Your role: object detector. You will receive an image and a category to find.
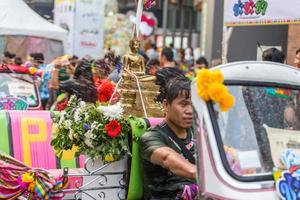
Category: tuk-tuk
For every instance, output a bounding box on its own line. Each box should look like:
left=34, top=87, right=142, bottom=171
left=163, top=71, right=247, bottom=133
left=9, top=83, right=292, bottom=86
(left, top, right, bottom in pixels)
left=0, top=64, right=42, bottom=110
left=192, top=61, right=300, bottom=200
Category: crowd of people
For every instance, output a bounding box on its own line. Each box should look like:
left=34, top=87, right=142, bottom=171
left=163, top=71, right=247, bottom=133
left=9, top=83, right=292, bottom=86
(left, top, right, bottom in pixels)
left=0, top=44, right=211, bottom=111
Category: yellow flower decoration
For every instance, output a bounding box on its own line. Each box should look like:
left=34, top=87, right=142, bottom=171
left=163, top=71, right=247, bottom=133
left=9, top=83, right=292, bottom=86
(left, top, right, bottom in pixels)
left=28, top=67, right=38, bottom=75
left=196, top=68, right=212, bottom=86
left=104, top=154, right=115, bottom=162
left=21, top=172, right=36, bottom=192
left=196, top=68, right=235, bottom=112
left=273, top=169, right=282, bottom=182
left=28, top=182, right=35, bottom=192
left=22, top=172, right=34, bottom=183
left=210, top=70, right=224, bottom=84
left=219, top=94, right=235, bottom=112
left=208, top=83, right=228, bottom=103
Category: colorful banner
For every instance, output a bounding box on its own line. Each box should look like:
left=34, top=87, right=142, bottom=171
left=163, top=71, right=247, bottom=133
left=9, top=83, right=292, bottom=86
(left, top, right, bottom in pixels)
left=54, top=0, right=105, bottom=58
left=73, top=0, right=105, bottom=58
left=224, top=0, right=300, bottom=26
left=54, top=0, right=76, bottom=55
left=0, top=110, right=83, bottom=169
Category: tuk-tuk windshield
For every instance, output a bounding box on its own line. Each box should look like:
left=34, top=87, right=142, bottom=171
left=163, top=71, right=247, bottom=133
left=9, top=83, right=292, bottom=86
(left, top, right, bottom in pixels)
left=0, top=73, right=38, bottom=107
left=213, top=85, right=300, bottom=179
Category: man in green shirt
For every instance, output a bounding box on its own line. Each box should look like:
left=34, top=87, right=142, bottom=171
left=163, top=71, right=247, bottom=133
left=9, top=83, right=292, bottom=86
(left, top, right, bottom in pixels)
left=140, top=77, right=197, bottom=200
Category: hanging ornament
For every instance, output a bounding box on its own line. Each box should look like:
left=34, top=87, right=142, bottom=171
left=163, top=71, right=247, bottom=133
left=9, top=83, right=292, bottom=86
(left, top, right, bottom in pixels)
left=143, top=0, right=156, bottom=10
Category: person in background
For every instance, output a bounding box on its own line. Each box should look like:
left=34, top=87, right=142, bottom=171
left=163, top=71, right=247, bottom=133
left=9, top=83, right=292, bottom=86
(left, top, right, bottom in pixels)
left=170, top=43, right=177, bottom=61
left=160, top=47, right=176, bottom=68
left=46, top=56, right=74, bottom=110
left=13, top=57, right=23, bottom=66
left=195, top=57, right=209, bottom=70
left=293, top=48, right=300, bottom=68
left=30, top=53, right=45, bottom=69
left=262, top=48, right=285, bottom=64
left=49, top=59, right=96, bottom=110
left=104, top=51, right=121, bottom=83
left=146, top=43, right=159, bottom=60
left=146, top=59, right=160, bottom=76
left=184, top=47, right=194, bottom=66
left=2, top=51, right=15, bottom=64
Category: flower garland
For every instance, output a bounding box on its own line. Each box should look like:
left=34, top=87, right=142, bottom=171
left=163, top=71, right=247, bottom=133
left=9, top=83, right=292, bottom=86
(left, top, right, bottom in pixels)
left=51, top=96, right=130, bottom=163
left=196, top=69, right=235, bottom=112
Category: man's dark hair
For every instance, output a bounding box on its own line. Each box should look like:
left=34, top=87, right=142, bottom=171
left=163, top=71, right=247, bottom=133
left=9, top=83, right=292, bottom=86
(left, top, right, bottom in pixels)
left=155, top=67, right=185, bottom=103
left=151, top=43, right=157, bottom=49
left=262, top=48, right=285, bottom=64
left=196, top=56, right=208, bottom=68
left=4, top=51, right=15, bottom=59
left=296, top=48, right=300, bottom=55
left=146, top=59, right=160, bottom=74
left=165, top=76, right=191, bottom=104
left=60, top=59, right=97, bottom=103
left=169, top=43, right=174, bottom=48
left=161, top=47, right=174, bottom=62
left=14, top=57, right=23, bottom=65
left=30, top=53, right=44, bottom=63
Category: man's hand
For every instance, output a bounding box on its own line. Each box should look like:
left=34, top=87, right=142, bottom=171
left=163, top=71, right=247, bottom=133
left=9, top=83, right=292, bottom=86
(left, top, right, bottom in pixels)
left=150, top=147, right=197, bottom=180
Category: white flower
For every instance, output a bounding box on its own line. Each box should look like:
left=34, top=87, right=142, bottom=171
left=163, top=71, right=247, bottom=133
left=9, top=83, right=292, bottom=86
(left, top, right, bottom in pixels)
left=68, top=129, right=74, bottom=141
left=91, top=121, right=98, bottom=130
left=74, top=109, right=82, bottom=123
left=64, top=120, right=72, bottom=129
left=59, top=111, right=66, bottom=125
left=79, top=101, right=86, bottom=108
left=97, top=103, right=124, bottom=120
left=84, top=131, right=94, bottom=148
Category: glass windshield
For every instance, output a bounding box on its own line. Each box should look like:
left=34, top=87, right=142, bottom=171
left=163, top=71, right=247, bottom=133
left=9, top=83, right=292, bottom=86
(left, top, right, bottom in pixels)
left=213, top=85, right=300, bottom=178
left=0, top=73, right=39, bottom=107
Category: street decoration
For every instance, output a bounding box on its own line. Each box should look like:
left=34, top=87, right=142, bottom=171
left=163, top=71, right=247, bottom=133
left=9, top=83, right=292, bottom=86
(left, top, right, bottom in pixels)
left=274, top=150, right=300, bottom=200
left=196, top=69, right=235, bottom=112
left=129, top=12, right=158, bottom=37
left=0, top=110, right=84, bottom=169
left=0, top=96, right=28, bottom=110
left=104, top=13, right=132, bottom=55
left=143, top=0, right=156, bottom=10
left=224, top=0, right=300, bottom=26
left=51, top=96, right=131, bottom=163
left=0, top=153, right=65, bottom=200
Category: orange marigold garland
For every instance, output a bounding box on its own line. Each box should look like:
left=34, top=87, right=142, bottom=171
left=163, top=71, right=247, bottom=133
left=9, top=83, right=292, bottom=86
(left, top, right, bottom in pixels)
left=196, top=69, right=235, bottom=112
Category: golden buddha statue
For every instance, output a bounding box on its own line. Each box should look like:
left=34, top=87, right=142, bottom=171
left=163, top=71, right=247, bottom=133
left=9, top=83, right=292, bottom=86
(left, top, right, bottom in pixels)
left=123, top=37, right=145, bottom=76
left=118, top=28, right=162, bottom=118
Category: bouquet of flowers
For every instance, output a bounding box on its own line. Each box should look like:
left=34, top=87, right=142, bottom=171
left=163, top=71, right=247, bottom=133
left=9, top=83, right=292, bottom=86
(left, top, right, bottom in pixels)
left=51, top=95, right=130, bottom=163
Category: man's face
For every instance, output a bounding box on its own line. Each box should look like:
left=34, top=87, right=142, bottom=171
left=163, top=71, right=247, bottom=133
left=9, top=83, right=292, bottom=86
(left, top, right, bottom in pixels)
left=164, top=92, right=193, bottom=129
left=148, top=65, right=159, bottom=75
left=294, top=53, right=300, bottom=67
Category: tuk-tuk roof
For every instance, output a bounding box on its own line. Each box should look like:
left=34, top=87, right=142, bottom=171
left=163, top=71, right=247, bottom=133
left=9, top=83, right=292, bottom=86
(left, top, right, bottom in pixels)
left=213, top=61, right=300, bottom=87
left=0, top=64, right=30, bottom=74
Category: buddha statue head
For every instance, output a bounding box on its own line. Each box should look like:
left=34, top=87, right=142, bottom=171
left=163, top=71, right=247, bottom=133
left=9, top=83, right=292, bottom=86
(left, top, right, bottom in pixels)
left=129, top=26, right=141, bottom=54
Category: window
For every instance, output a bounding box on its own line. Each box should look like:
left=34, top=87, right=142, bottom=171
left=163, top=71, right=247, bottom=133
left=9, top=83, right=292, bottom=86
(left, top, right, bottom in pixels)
left=211, top=85, right=300, bottom=180
left=0, top=73, right=39, bottom=107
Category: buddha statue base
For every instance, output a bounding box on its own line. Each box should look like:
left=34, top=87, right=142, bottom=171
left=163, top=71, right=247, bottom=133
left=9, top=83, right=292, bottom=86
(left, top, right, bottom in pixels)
left=119, top=75, right=163, bottom=118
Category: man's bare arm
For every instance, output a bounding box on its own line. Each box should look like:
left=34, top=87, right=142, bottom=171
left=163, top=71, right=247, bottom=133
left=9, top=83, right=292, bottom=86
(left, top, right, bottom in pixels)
left=150, top=147, right=197, bottom=180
